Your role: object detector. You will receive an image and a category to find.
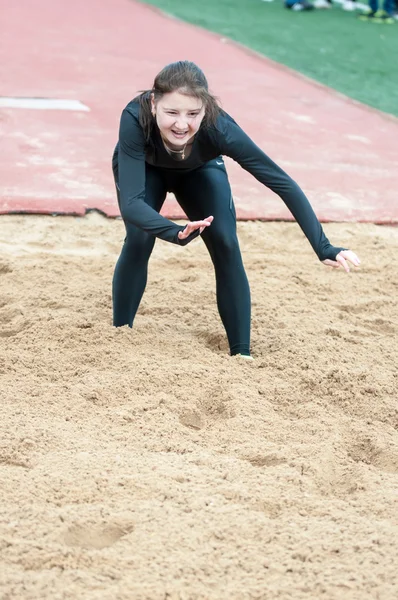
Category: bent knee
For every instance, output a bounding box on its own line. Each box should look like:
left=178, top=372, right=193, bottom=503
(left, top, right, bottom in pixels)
left=206, top=230, right=240, bottom=257
left=122, top=231, right=155, bottom=262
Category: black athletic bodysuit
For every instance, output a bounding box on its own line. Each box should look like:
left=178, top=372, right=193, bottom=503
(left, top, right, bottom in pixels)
left=112, top=98, right=345, bottom=356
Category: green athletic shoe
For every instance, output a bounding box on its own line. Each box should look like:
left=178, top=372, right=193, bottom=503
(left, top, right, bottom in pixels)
left=358, top=9, right=376, bottom=20
left=379, top=12, right=395, bottom=22
left=373, top=9, right=395, bottom=22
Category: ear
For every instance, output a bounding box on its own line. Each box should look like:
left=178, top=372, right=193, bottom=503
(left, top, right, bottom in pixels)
left=150, top=93, right=156, bottom=116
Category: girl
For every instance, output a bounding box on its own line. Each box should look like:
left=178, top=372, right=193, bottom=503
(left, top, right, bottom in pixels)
left=112, top=61, right=360, bottom=359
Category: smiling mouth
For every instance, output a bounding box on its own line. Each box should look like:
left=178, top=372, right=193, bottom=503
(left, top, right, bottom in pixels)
left=171, top=129, right=188, bottom=137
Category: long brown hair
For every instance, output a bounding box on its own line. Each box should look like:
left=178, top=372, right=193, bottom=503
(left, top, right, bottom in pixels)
left=137, top=61, right=220, bottom=141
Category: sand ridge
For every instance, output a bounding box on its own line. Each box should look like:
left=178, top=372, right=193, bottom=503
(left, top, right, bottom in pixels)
left=0, top=213, right=397, bottom=599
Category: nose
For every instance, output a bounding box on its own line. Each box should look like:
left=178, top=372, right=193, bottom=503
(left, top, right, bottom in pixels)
left=174, top=116, right=188, bottom=130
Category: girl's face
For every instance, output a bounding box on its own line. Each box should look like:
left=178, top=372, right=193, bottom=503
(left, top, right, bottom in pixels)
left=151, top=91, right=205, bottom=147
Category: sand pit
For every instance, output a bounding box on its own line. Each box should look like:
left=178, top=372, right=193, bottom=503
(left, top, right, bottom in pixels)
left=0, top=213, right=397, bottom=599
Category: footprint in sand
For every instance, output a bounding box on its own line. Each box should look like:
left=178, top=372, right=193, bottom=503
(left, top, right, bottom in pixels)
left=338, top=301, right=392, bottom=316
left=179, top=274, right=198, bottom=283
left=360, top=318, right=396, bottom=335
left=0, top=305, right=26, bottom=337
left=196, top=331, right=229, bottom=353
left=0, top=295, right=9, bottom=309
left=348, top=435, right=398, bottom=474
left=197, top=394, right=236, bottom=420
left=179, top=410, right=205, bottom=430
left=139, top=305, right=173, bottom=316
left=247, top=455, right=286, bottom=468
left=0, top=259, right=13, bottom=274
left=179, top=387, right=236, bottom=430
left=0, top=454, right=31, bottom=469
left=63, top=523, right=134, bottom=550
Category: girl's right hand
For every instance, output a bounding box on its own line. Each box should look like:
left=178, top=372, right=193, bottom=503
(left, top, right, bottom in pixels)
left=178, top=215, right=214, bottom=241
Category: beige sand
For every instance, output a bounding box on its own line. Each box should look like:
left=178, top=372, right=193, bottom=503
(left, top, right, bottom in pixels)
left=0, top=213, right=397, bottom=600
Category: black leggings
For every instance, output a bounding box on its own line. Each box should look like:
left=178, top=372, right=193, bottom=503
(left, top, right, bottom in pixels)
left=112, top=159, right=251, bottom=356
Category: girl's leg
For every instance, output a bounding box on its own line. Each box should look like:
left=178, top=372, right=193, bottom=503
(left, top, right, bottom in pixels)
left=112, top=165, right=167, bottom=327
left=174, top=159, right=251, bottom=356
left=383, top=0, right=393, bottom=14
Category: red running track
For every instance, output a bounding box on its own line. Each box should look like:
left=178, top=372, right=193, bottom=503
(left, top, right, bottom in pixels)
left=1, top=0, right=397, bottom=222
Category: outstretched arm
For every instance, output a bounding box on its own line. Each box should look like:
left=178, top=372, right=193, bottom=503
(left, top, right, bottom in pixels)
left=218, top=116, right=360, bottom=268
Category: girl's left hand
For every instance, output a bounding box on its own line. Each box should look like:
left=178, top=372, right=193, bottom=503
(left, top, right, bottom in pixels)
left=322, top=250, right=361, bottom=273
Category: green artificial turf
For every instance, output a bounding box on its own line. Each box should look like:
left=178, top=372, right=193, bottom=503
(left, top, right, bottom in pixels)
left=141, top=0, right=398, bottom=116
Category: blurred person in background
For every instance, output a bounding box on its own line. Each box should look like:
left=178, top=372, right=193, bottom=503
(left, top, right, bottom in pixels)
left=313, top=0, right=332, bottom=9
left=341, top=0, right=357, bottom=10
left=313, top=0, right=358, bottom=9
left=284, top=0, right=314, bottom=10
left=359, top=0, right=395, bottom=21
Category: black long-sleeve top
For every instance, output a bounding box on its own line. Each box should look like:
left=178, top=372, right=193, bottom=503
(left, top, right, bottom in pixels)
left=114, top=99, right=345, bottom=260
